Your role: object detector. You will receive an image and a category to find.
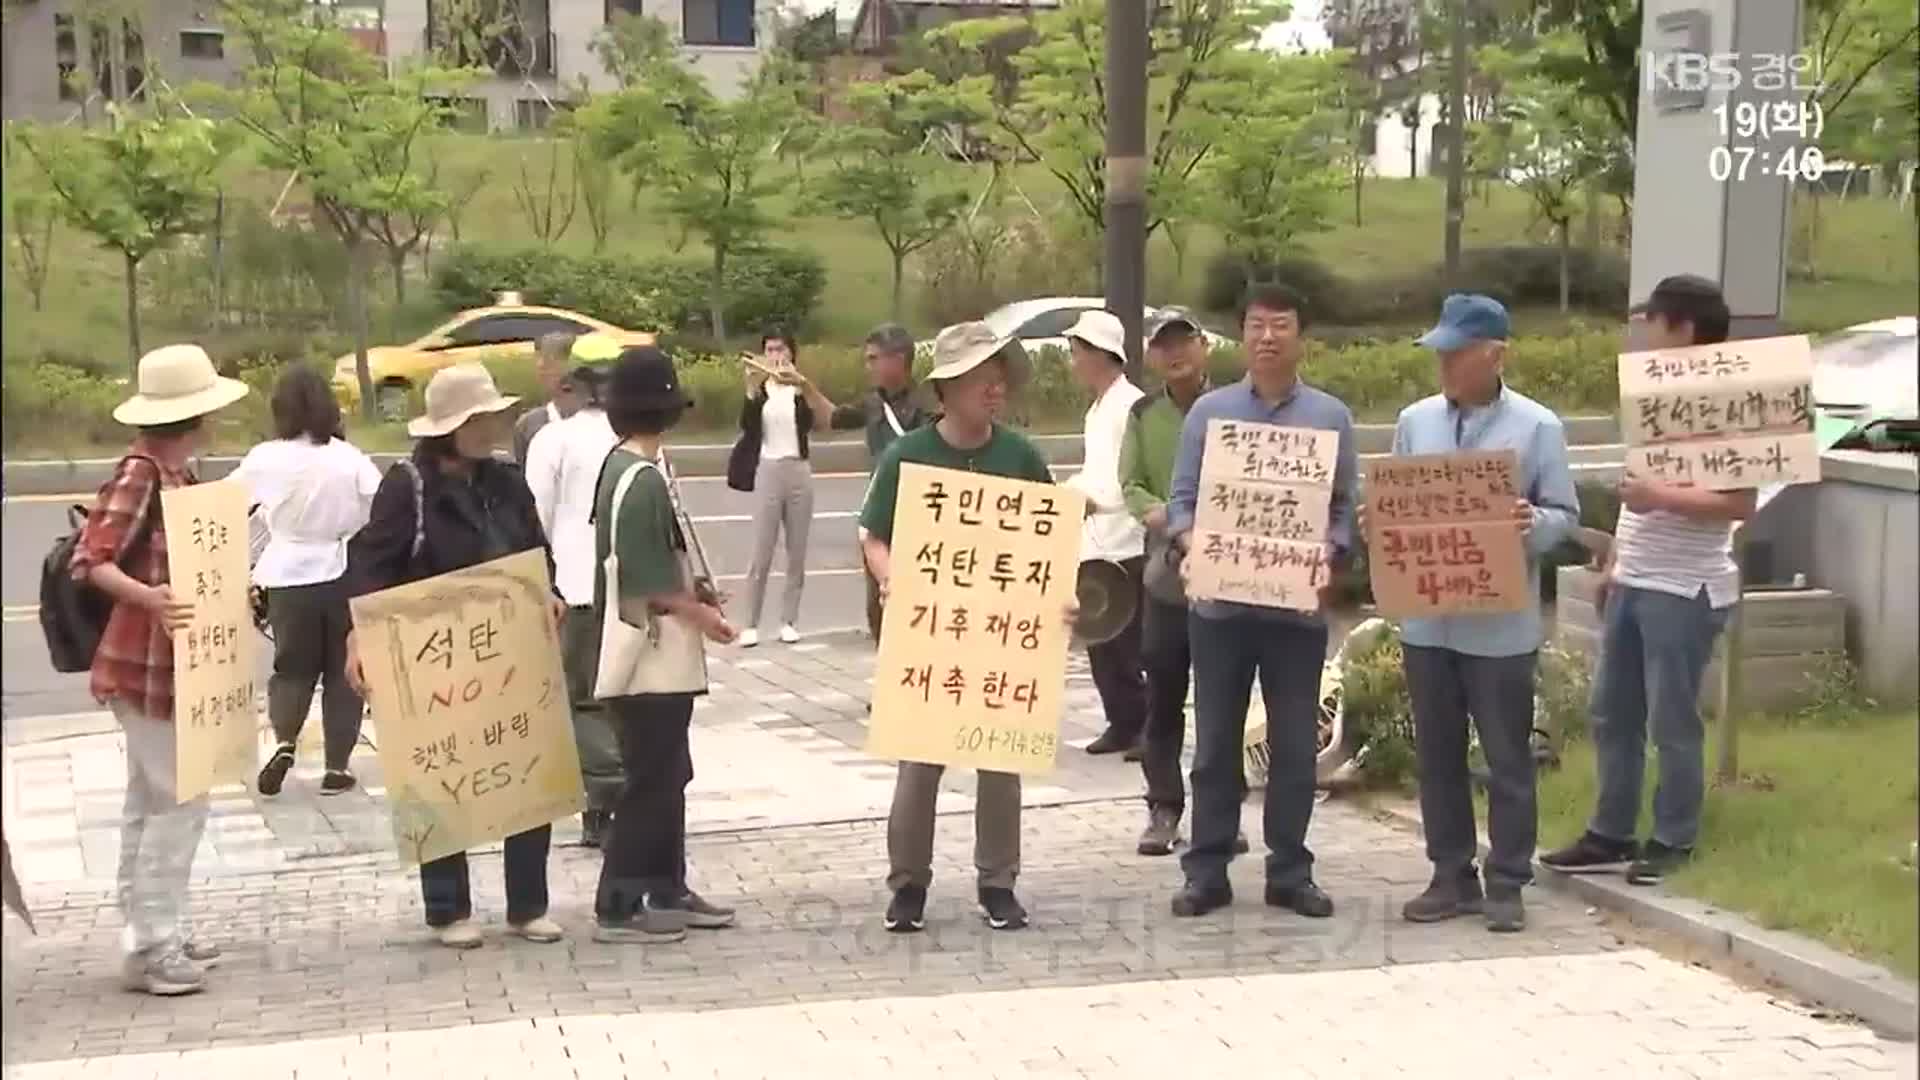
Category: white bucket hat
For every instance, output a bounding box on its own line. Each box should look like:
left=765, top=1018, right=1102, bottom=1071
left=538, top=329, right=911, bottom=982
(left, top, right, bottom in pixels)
left=1063, top=309, right=1127, bottom=360
left=407, top=363, right=520, bottom=438
left=111, top=344, right=251, bottom=426
left=927, top=321, right=1031, bottom=389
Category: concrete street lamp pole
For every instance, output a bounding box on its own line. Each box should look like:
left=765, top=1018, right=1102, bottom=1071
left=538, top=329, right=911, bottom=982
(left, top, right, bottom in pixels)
left=1104, top=0, right=1149, bottom=382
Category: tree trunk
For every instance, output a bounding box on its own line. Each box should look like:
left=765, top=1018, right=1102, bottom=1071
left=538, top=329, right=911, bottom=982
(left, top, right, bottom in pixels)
left=347, top=238, right=377, bottom=421
left=211, top=192, right=225, bottom=329
left=709, top=244, right=728, bottom=341
left=390, top=247, right=408, bottom=306
left=1582, top=183, right=1601, bottom=256
left=889, top=248, right=906, bottom=322
left=1557, top=218, right=1571, bottom=313
left=1353, top=158, right=1365, bottom=226
left=124, top=250, right=142, bottom=379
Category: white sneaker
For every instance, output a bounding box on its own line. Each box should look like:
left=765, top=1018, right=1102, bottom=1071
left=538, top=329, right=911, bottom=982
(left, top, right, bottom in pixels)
left=779, top=625, right=800, bottom=644
left=510, top=916, right=564, bottom=943
left=738, top=628, right=759, bottom=648
left=435, top=920, right=482, bottom=949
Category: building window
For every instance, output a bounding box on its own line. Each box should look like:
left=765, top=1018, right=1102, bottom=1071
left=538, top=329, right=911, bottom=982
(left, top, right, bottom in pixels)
left=180, top=28, right=225, bottom=60
left=683, top=0, right=752, bottom=47
left=123, top=20, right=146, bottom=101
left=428, top=95, right=490, bottom=133
left=55, top=15, right=80, bottom=100
left=606, top=0, right=642, bottom=19
left=516, top=98, right=553, bottom=130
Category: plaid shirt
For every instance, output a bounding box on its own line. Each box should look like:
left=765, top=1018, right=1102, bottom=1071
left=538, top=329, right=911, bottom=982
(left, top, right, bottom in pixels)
left=69, top=440, right=195, bottom=721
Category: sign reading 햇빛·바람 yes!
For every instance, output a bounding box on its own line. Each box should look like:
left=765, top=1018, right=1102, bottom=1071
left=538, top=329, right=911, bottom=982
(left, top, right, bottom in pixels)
left=867, top=463, right=1085, bottom=776
left=1617, top=334, right=1819, bottom=490
left=1188, top=420, right=1339, bottom=612
left=349, top=549, right=584, bottom=865
left=164, top=480, right=259, bottom=803
left=1364, top=450, right=1530, bottom=618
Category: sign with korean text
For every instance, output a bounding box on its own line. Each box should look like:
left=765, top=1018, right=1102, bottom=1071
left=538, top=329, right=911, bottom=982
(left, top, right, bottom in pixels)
left=1617, top=334, right=1819, bottom=490
left=868, top=464, right=1085, bottom=775
left=1363, top=451, right=1529, bottom=617
left=1189, top=420, right=1338, bottom=612
left=349, top=549, right=583, bottom=865
left=162, top=480, right=257, bottom=803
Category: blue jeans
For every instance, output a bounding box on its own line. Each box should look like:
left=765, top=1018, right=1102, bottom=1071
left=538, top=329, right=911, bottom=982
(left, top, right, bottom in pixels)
left=1587, top=585, right=1731, bottom=850
left=1180, top=613, right=1329, bottom=892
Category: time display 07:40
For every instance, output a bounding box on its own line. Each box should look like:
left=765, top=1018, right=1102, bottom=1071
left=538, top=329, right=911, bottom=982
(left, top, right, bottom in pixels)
left=1708, top=145, right=1826, bottom=183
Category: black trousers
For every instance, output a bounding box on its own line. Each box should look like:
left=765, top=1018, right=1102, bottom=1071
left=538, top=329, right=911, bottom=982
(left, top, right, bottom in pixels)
left=595, top=693, right=695, bottom=922
left=1086, top=556, right=1148, bottom=742
left=419, top=825, right=551, bottom=928
left=1140, top=595, right=1190, bottom=812
left=265, top=579, right=363, bottom=772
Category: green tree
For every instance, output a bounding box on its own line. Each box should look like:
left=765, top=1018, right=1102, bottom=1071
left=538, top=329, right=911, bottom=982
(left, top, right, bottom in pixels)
left=15, top=105, right=230, bottom=375
left=2, top=125, right=60, bottom=312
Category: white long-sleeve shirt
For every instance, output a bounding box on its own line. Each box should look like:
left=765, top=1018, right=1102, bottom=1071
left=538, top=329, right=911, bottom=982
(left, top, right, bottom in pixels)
left=524, top=407, right=619, bottom=606
left=230, top=437, right=383, bottom=588
left=1067, top=375, right=1147, bottom=562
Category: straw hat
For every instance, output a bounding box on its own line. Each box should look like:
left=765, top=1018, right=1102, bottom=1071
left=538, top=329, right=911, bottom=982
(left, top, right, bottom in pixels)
left=407, top=363, right=520, bottom=438
left=927, top=321, right=1030, bottom=390
left=111, top=344, right=250, bottom=426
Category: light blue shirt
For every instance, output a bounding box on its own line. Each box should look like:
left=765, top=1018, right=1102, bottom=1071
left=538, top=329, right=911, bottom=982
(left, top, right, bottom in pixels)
left=1391, top=385, right=1581, bottom=657
left=1169, top=376, right=1358, bottom=625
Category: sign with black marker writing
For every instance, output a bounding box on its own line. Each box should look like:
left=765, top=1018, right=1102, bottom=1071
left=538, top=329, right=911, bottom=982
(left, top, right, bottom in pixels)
left=1364, top=450, right=1529, bottom=617
left=164, top=480, right=258, bottom=802
left=1618, top=334, right=1819, bottom=490
left=349, top=549, right=583, bottom=865
left=1188, top=420, right=1338, bottom=612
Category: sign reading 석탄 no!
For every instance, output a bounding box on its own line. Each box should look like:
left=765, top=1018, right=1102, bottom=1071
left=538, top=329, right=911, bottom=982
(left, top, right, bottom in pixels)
left=1188, top=419, right=1339, bottom=612
left=349, top=549, right=584, bottom=865
left=1363, top=450, right=1530, bottom=618
left=867, top=463, right=1085, bottom=776
left=1617, top=334, right=1819, bottom=490
left=164, top=480, right=258, bottom=803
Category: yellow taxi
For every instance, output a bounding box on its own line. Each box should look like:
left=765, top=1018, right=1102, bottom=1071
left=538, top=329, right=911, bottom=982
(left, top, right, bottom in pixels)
left=332, top=293, right=657, bottom=417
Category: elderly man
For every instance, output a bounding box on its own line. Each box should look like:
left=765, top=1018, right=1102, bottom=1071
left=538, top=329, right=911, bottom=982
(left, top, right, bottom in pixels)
left=1387, top=294, right=1579, bottom=933
left=833, top=323, right=934, bottom=640
left=513, top=332, right=578, bottom=464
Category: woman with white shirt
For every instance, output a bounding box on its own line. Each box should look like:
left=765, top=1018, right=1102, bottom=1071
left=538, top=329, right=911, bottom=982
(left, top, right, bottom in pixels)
left=232, top=366, right=382, bottom=796
left=736, top=330, right=835, bottom=647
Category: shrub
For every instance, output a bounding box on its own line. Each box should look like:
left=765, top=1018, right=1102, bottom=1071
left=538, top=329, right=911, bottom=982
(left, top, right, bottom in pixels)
left=914, top=216, right=1099, bottom=328
left=1, top=359, right=132, bottom=452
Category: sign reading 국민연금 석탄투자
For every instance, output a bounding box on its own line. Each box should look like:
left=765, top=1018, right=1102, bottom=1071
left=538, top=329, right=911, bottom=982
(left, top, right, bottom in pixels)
left=1363, top=449, right=1531, bottom=619
left=866, top=463, right=1086, bottom=776
left=164, top=480, right=258, bottom=804
left=1617, top=334, right=1820, bottom=491
left=1187, top=419, right=1338, bottom=613
left=349, top=549, right=584, bottom=866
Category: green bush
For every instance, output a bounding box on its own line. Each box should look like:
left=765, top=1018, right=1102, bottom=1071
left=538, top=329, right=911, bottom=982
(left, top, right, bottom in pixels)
left=0, top=360, right=126, bottom=452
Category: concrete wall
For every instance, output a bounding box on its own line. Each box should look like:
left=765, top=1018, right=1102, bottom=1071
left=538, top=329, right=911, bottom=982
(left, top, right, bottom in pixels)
left=3, top=0, right=250, bottom=123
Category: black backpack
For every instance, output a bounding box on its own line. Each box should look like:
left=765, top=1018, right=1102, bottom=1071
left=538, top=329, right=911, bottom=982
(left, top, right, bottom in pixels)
left=40, top=457, right=162, bottom=674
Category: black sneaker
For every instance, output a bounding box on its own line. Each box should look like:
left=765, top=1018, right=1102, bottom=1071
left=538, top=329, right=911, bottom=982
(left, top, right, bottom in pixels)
left=1137, top=807, right=1182, bottom=856
left=1626, top=841, right=1692, bottom=886
left=1264, top=880, right=1335, bottom=918
left=1170, top=881, right=1233, bottom=918
left=1085, top=730, right=1140, bottom=756
left=319, top=770, right=356, bottom=796
left=978, top=887, right=1028, bottom=930
left=1484, top=885, right=1526, bottom=933
left=257, top=744, right=295, bottom=797
left=884, top=885, right=927, bottom=933
left=581, top=810, right=610, bottom=849
left=1539, top=831, right=1640, bottom=874
left=1401, top=869, right=1484, bottom=923
left=682, top=889, right=736, bottom=929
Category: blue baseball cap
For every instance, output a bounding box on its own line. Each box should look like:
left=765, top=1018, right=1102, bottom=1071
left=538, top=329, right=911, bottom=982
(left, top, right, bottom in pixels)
left=1417, top=294, right=1510, bottom=351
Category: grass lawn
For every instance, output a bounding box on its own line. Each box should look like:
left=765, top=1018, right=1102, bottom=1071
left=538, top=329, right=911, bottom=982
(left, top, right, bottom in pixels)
left=1534, top=707, right=1920, bottom=980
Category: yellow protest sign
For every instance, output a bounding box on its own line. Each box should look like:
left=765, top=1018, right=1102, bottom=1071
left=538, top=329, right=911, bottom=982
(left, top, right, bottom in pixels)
left=1364, top=450, right=1530, bottom=618
left=867, top=463, right=1085, bottom=776
left=1617, top=334, right=1819, bottom=490
left=163, top=480, right=257, bottom=803
left=349, top=549, right=584, bottom=865
left=1188, top=419, right=1339, bottom=612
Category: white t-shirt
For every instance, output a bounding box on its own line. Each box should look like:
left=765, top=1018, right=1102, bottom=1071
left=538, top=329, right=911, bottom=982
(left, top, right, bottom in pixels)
left=1067, top=375, right=1147, bottom=562
left=1611, top=506, right=1740, bottom=608
left=759, top=383, right=803, bottom=462
left=524, top=407, right=619, bottom=607
left=230, top=437, right=382, bottom=588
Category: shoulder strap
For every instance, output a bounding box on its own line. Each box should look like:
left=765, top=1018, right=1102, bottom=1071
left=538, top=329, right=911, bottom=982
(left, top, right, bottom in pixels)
left=397, top=458, right=425, bottom=562
left=115, top=455, right=165, bottom=566
left=879, top=396, right=906, bottom=437
left=603, top=459, right=655, bottom=551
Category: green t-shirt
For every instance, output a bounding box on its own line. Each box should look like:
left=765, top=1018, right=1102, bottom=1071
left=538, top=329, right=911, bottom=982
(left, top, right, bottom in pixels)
left=593, top=448, right=683, bottom=611
left=859, top=422, right=1054, bottom=544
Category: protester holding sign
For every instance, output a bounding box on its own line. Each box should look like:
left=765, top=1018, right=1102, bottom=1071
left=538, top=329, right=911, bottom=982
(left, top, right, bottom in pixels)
left=1164, top=284, right=1358, bottom=921
left=345, top=363, right=567, bottom=950
left=70, top=343, right=249, bottom=996
left=1383, top=294, right=1579, bottom=933
left=860, top=321, right=1055, bottom=934
left=1542, top=276, right=1754, bottom=888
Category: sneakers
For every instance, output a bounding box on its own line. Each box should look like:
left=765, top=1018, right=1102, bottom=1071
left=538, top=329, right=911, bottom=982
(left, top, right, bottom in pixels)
left=435, top=920, right=483, bottom=950
left=1084, top=730, right=1140, bottom=756
left=319, top=770, right=357, bottom=796
left=256, top=743, right=295, bottom=797
left=510, top=916, right=565, bottom=943
left=1484, top=885, right=1526, bottom=933
left=1627, top=841, right=1693, bottom=886
left=122, top=947, right=205, bottom=996
left=778, top=624, right=801, bottom=644
left=1137, top=807, right=1182, bottom=856
left=738, top=628, right=760, bottom=648
left=978, top=887, right=1029, bottom=930
left=1401, top=870, right=1485, bottom=923
left=1264, top=880, right=1335, bottom=918
left=1539, top=831, right=1641, bottom=874
left=182, top=940, right=221, bottom=966
left=594, top=894, right=691, bottom=944
left=682, top=890, right=736, bottom=929
left=1170, top=881, right=1233, bottom=918
left=884, top=885, right=927, bottom=933
left=581, top=810, right=611, bottom=849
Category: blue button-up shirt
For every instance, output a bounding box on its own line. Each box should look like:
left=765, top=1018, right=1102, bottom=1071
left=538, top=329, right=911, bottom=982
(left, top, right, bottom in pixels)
left=1391, top=385, right=1581, bottom=658
left=1169, top=376, right=1358, bottom=625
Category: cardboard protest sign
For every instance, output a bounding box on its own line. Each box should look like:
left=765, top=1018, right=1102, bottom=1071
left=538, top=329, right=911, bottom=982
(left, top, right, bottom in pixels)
left=1188, top=420, right=1339, bottom=612
left=867, top=463, right=1085, bottom=775
left=1617, top=334, right=1819, bottom=490
left=1364, top=451, right=1530, bottom=618
left=163, top=480, right=258, bottom=802
left=349, top=549, right=583, bottom=865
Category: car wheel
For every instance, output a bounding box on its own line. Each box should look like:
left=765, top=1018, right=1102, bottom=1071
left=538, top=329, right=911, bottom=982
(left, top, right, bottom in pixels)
left=376, top=383, right=411, bottom=422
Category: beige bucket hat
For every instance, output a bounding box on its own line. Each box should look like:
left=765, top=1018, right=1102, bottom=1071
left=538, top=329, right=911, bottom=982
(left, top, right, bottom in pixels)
left=111, top=344, right=250, bottom=426
left=1063, top=309, right=1127, bottom=359
left=407, top=362, right=520, bottom=438
left=927, top=321, right=1030, bottom=390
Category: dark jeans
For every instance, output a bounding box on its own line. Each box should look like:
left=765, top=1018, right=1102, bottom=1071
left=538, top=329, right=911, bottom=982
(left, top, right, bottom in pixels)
left=562, top=606, right=624, bottom=812
left=1086, top=557, right=1148, bottom=742
left=595, top=693, right=695, bottom=922
left=1140, top=595, right=1190, bottom=812
left=265, top=579, right=363, bottom=772
left=1404, top=645, right=1539, bottom=889
left=419, top=825, right=551, bottom=928
left=1181, top=613, right=1329, bottom=892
